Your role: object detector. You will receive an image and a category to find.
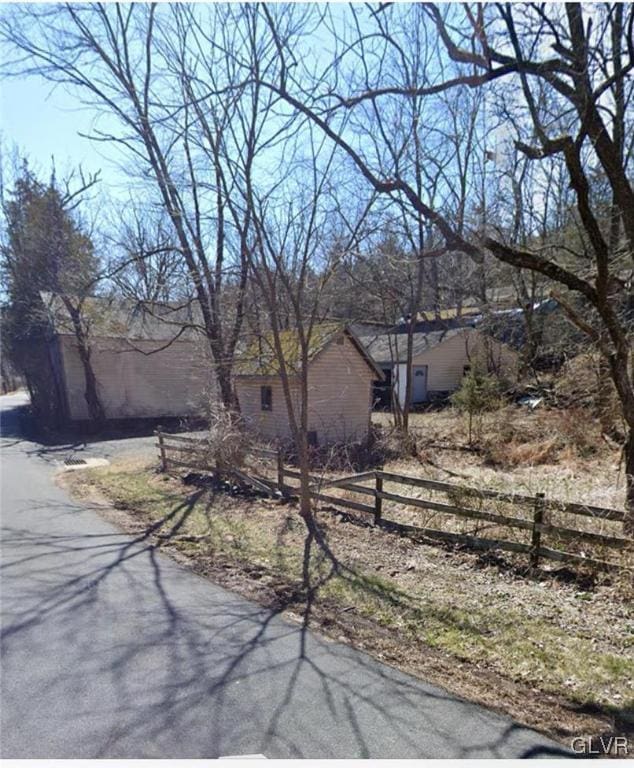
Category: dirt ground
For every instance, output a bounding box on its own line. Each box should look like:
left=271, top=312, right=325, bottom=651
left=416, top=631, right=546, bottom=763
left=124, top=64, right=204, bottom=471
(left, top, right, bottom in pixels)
left=61, top=441, right=634, bottom=751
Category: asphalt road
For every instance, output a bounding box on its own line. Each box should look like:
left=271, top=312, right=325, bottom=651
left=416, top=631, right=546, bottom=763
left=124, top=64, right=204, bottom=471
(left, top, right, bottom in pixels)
left=0, top=392, right=569, bottom=758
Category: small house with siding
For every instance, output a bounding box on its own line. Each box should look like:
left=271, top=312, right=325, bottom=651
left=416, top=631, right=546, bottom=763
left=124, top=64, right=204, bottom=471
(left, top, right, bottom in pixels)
left=234, top=323, right=383, bottom=445
left=357, top=326, right=517, bottom=409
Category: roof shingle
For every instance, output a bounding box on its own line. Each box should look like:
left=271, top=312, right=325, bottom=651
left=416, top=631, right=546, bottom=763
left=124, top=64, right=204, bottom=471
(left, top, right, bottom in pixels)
left=357, top=327, right=467, bottom=364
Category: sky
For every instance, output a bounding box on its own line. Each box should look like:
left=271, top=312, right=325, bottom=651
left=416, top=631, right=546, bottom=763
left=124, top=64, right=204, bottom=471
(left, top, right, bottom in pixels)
left=0, top=1, right=348, bottom=199
left=1, top=72, right=121, bottom=191
left=0, top=2, right=494, bottom=219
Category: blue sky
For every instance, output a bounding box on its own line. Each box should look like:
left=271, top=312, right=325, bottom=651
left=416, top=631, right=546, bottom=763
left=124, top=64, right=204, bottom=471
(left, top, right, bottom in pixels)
left=1, top=72, right=119, bottom=188
left=0, top=2, right=345, bottom=199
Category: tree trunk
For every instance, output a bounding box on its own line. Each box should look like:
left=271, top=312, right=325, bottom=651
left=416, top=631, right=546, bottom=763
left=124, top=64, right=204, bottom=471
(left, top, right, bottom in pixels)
left=597, top=357, right=620, bottom=440
left=215, top=359, right=235, bottom=411
left=63, top=300, right=105, bottom=427
left=298, top=436, right=313, bottom=523
left=77, top=343, right=105, bottom=426
left=402, top=319, right=415, bottom=436
left=298, top=349, right=313, bottom=524
left=624, top=430, right=634, bottom=537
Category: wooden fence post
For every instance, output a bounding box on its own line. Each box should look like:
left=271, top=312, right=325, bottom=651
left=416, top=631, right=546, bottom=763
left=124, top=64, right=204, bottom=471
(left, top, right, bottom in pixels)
left=374, top=473, right=383, bottom=525
left=156, top=426, right=167, bottom=472
left=277, top=450, right=285, bottom=494
left=530, top=492, right=545, bottom=568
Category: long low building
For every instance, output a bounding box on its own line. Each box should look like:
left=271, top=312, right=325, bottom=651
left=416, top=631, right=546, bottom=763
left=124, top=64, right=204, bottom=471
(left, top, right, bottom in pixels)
left=356, top=326, right=518, bottom=408
left=31, top=292, right=212, bottom=426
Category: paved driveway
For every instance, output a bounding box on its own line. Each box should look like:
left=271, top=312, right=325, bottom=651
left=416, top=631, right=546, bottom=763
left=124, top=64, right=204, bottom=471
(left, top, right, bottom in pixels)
left=0, top=393, right=569, bottom=758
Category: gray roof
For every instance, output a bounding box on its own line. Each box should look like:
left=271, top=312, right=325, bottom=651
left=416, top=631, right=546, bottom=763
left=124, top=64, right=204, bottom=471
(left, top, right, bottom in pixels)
left=357, top=327, right=468, bottom=365
left=41, top=292, right=204, bottom=342
left=349, top=321, right=393, bottom=337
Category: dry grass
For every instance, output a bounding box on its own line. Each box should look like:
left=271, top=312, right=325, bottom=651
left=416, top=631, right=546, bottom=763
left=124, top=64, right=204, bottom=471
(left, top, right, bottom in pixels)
left=65, top=458, right=634, bottom=746
left=373, top=405, right=625, bottom=509
left=483, top=407, right=607, bottom=467
left=366, top=406, right=634, bottom=572
left=166, top=404, right=631, bottom=570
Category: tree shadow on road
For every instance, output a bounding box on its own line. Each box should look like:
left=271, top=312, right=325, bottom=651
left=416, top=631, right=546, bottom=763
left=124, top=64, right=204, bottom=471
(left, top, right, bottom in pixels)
left=1, top=482, right=571, bottom=759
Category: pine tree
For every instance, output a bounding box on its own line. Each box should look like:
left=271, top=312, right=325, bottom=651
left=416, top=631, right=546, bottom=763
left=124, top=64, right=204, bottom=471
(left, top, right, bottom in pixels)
left=1, top=163, right=102, bottom=425
left=451, top=370, right=502, bottom=445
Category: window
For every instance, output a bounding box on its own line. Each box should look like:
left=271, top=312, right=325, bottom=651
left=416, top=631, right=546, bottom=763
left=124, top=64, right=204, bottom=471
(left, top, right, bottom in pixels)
left=260, top=385, right=272, bottom=411
left=307, top=430, right=318, bottom=447
left=463, top=364, right=471, bottom=377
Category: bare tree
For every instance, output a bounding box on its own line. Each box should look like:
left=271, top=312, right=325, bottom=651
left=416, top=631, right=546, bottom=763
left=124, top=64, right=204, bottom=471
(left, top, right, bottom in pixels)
left=1, top=3, right=261, bottom=407
left=252, top=2, right=634, bottom=535
left=107, top=203, right=186, bottom=304
left=240, top=129, right=372, bottom=540
left=309, top=6, right=481, bottom=439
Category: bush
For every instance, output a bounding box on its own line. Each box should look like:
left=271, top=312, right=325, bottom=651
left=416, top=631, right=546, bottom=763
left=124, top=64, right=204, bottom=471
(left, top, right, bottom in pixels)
left=277, top=424, right=401, bottom=474
left=451, top=370, right=503, bottom=444
left=202, top=401, right=253, bottom=473
left=554, top=352, right=624, bottom=440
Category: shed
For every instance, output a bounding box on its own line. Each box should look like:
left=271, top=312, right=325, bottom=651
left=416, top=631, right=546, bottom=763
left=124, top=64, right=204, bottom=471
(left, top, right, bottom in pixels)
left=357, top=326, right=517, bottom=408
left=234, top=323, right=382, bottom=445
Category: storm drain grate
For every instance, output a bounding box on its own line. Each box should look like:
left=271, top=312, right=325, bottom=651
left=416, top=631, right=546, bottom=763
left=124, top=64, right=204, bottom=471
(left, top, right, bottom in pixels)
left=64, top=457, right=87, bottom=466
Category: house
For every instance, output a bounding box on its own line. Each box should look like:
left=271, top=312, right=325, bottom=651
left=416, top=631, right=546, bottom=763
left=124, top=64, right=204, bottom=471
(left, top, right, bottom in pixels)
left=234, top=323, right=382, bottom=445
left=32, top=292, right=212, bottom=426
left=357, top=326, right=518, bottom=409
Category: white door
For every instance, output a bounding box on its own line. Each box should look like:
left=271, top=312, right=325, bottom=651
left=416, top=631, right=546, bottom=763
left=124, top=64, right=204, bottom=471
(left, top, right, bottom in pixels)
left=412, top=365, right=428, bottom=403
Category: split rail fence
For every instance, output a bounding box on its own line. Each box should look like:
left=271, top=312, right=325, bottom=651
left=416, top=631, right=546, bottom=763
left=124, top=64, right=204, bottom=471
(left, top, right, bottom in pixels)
left=156, top=429, right=633, bottom=573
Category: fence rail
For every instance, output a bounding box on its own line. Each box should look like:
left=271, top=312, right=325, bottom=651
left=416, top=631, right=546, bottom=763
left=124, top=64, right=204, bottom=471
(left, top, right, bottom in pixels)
left=374, top=470, right=626, bottom=522
left=155, top=429, right=633, bottom=573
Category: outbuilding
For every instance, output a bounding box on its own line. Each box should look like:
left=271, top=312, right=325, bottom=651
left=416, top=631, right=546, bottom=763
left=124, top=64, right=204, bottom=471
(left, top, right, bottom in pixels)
left=32, top=292, right=211, bottom=426
left=357, top=326, right=517, bottom=409
left=234, top=323, right=382, bottom=445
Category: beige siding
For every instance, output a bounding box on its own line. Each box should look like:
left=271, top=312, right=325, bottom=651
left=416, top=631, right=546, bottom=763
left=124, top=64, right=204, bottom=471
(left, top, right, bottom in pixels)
left=60, top=335, right=212, bottom=420
left=235, top=335, right=375, bottom=444
left=235, top=378, right=300, bottom=442
left=306, top=335, right=374, bottom=442
left=412, top=328, right=517, bottom=393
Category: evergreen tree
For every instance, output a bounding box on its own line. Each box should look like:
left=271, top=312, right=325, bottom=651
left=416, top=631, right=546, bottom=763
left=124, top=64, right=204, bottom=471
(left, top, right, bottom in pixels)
left=451, top=369, right=502, bottom=445
left=1, top=163, right=102, bottom=425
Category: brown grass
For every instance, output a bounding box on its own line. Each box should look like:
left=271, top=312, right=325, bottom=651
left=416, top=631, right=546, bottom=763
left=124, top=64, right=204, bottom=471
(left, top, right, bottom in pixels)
left=480, top=407, right=606, bottom=468
left=364, top=405, right=634, bottom=574
left=373, top=406, right=625, bottom=508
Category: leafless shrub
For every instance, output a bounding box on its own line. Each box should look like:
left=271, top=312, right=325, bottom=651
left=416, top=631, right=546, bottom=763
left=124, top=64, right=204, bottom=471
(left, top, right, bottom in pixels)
left=288, top=425, right=407, bottom=475
left=200, top=398, right=253, bottom=474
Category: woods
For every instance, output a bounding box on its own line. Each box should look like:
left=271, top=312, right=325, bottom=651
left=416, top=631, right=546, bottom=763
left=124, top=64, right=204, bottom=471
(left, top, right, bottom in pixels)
left=1, top=3, right=634, bottom=533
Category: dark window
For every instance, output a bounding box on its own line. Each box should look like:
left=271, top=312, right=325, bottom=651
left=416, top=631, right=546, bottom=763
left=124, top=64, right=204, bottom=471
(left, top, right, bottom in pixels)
left=463, top=364, right=471, bottom=377
left=372, top=367, right=392, bottom=410
left=307, top=430, right=318, bottom=447
left=336, top=336, right=344, bottom=345
left=261, top=385, right=272, bottom=411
